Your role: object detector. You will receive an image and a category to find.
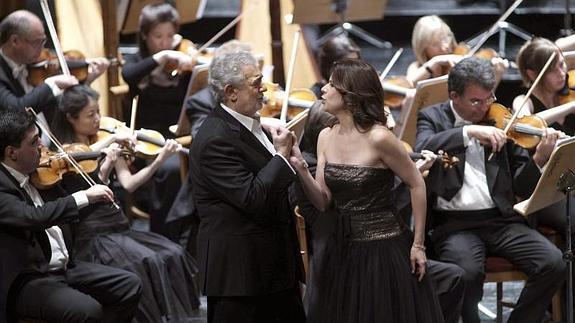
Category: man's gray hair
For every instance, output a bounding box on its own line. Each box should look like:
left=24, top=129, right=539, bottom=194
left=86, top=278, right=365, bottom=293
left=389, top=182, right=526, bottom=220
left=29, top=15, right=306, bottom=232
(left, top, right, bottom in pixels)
left=0, top=10, right=38, bottom=45
left=448, top=56, right=495, bottom=95
left=209, top=51, right=257, bottom=103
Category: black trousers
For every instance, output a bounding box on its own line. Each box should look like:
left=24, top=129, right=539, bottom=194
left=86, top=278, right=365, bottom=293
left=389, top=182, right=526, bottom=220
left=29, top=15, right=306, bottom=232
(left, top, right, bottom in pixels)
left=207, top=287, right=306, bottom=323
left=427, top=259, right=465, bottom=323
left=14, top=261, right=142, bottom=323
left=435, top=221, right=566, bottom=323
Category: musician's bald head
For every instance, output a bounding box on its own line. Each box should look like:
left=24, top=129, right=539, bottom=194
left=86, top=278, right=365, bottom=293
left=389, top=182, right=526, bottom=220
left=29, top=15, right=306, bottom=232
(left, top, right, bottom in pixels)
left=0, top=10, right=46, bottom=64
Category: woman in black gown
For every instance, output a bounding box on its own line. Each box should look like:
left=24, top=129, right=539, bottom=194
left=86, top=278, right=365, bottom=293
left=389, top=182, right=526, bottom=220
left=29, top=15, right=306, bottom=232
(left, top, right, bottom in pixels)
left=289, top=59, right=444, bottom=322
left=50, top=85, right=200, bottom=322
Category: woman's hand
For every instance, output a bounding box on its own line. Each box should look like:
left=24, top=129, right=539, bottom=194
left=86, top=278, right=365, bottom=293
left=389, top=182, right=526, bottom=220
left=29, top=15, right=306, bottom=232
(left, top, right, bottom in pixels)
left=410, top=244, right=427, bottom=281
left=156, top=139, right=179, bottom=163
left=415, top=150, right=437, bottom=173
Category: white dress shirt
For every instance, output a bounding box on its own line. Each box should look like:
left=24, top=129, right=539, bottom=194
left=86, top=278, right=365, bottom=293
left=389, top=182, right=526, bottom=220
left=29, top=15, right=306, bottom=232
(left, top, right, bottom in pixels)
left=2, top=163, right=89, bottom=271
left=221, top=103, right=295, bottom=173
left=436, top=102, right=496, bottom=211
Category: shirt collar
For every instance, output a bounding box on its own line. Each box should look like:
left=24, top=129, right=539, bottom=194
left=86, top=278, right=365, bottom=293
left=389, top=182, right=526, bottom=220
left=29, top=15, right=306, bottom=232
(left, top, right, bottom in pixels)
left=450, top=100, right=472, bottom=127
left=0, top=48, right=25, bottom=76
left=1, top=162, right=29, bottom=188
left=220, top=103, right=259, bottom=132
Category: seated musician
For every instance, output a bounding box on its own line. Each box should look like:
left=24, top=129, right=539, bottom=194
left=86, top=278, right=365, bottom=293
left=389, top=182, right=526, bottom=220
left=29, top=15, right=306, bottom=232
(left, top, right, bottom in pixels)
left=0, top=109, right=142, bottom=323
left=0, top=10, right=108, bottom=112
left=50, top=84, right=201, bottom=322
left=121, top=2, right=195, bottom=237
left=415, top=56, right=566, bottom=323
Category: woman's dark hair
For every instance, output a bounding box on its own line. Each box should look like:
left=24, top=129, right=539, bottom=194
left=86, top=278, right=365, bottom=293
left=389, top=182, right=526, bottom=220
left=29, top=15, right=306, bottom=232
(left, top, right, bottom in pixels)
left=51, top=85, right=100, bottom=145
left=138, top=3, right=179, bottom=57
left=318, top=35, right=361, bottom=82
left=330, top=58, right=387, bottom=131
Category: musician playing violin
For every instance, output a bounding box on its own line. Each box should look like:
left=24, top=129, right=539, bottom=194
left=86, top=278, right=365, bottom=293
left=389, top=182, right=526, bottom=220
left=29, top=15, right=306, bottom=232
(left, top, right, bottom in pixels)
left=513, top=37, right=575, bottom=135
left=0, top=10, right=108, bottom=113
left=406, top=15, right=507, bottom=86
left=0, top=109, right=142, bottom=323
left=49, top=84, right=201, bottom=321
left=121, top=2, right=195, bottom=237
left=416, top=57, right=565, bottom=323
left=121, top=3, right=195, bottom=137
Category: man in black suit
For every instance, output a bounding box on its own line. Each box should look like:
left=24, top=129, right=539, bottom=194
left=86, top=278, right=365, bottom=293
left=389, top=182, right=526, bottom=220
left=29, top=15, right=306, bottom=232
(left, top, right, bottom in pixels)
left=190, top=51, right=306, bottom=323
left=0, top=110, right=142, bottom=323
left=0, top=10, right=108, bottom=113
left=415, top=56, right=566, bottom=323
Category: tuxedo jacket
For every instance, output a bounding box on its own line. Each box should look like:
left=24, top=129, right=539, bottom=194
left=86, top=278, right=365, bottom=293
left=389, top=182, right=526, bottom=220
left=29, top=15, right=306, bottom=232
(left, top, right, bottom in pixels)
left=0, top=56, right=57, bottom=113
left=415, top=102, right=541, bottom=239
left=0, top=164, right=79, bottom=323
left=190, top=105, right=304, bottom=297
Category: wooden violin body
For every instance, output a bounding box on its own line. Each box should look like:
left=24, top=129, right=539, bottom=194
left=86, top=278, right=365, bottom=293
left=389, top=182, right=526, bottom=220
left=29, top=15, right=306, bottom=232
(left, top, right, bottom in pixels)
left=260, top=82, right=315, bottom=121
left=482, top=103, right=548, bottom=149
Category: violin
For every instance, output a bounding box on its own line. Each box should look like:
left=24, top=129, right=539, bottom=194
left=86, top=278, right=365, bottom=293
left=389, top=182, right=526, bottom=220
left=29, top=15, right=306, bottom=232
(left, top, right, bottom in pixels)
left=27, top=49, right=120, bottom=86
left=97, top=117, right=189, bottom=158
left=481, top=103, right=549, bottom=149
left=31, top=143, right=101, bottom=190
left=402, top=141, right=459, bottom=169
left=441, top=43, right=498, bottom=75
left=260, top=82, right=315, bottom=122
left=382, top=76, right=412, bottom=108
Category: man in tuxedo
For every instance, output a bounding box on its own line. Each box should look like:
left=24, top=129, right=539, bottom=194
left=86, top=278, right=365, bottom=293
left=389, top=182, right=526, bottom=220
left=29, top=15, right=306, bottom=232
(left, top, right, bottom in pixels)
left=415, top=56, right=566, bottom=323
left=0, top=10, right=108, bottom=112
left=0, top=110, right=142, bottom=323
left=189, top=51, right=306, bottom=323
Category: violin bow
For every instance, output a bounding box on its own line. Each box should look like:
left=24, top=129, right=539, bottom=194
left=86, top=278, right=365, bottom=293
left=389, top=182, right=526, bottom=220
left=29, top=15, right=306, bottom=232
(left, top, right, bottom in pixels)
left=379, top=48, right=404, bottom=81
left=26, top=107, right=119, bottom=209
left=129, top=95, right=139, bottom=132
left=487, top=52, right=556, bottom=160
left=468, top=0, right=524, bottom=56
left=196, top=0, right=261, bottom=54
left=280, top=30, right=301, bottom=124
left=38, top=0, right=70, bottom=76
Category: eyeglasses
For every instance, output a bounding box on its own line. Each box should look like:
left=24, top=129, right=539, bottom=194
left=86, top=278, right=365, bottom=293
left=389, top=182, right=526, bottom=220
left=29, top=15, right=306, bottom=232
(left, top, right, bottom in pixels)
left=23, top=37, right=47, bottom=48
left=468, top=93, right=496, bottom=107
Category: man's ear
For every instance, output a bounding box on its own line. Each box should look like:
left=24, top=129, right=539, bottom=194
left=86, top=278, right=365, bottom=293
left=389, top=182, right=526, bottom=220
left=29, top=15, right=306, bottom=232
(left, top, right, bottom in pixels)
left=4, top=146, right=17, bottom=161
left=224, top=84, right=237, bottom=102
left=449, top=91, right=459, bottom=101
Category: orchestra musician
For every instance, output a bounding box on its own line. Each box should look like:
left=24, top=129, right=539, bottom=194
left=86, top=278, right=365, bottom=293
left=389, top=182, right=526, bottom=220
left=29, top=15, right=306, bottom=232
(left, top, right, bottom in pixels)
left=189, top=51, right=306, bottom=323
left=0, top=109, right=142, bottom=323
left=121, top=2, right=194, bottom=237
left=50, top=84, right=201, bottom=322
left=0, top=10, right=108, bottom=113
left=415, top=56, right=566, bottom=323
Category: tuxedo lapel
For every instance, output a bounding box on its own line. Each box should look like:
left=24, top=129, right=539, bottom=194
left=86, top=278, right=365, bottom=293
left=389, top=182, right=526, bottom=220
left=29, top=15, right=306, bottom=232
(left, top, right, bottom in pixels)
left=484, top=146, right=501, bottom=195
left=214, top=105, right=273, bottom=159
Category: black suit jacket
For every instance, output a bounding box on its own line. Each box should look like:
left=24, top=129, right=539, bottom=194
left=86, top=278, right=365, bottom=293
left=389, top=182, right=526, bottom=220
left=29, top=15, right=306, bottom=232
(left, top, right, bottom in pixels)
left=415, top=102, right=541, bottom=239
left=0, top=56, right=57, bottom=113
left=0, top=164, right=79, bottom=323
left=190, top=105, right=303, bottom=297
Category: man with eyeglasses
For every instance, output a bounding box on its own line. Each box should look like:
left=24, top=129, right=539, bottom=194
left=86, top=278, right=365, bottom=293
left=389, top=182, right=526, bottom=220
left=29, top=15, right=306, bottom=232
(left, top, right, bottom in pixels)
left=415, top=56, right=566, bottom=323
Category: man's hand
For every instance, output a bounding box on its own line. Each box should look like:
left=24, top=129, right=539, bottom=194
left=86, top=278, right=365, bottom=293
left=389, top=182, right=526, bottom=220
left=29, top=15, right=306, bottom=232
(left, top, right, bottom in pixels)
left=84, top=184, right=114, bottom=204
left=271, top=126, right=293, bottom=158
left=466, top=125, right=507, bottom=152
left=533, top=128, right=562, bottom=168
left=45, top=74, right=78, bottom=90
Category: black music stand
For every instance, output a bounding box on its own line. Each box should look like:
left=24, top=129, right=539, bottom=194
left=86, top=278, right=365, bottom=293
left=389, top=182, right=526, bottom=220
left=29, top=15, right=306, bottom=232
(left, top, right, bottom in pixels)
left=514, top=137, right=575, bottom=323
left=292, top=0, right=391, bottom=49
left=465, top=0, right=531, bottom=58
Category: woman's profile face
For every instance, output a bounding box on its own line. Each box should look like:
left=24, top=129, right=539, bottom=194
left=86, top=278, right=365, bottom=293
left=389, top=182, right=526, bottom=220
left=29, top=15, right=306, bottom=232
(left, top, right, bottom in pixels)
left=321, top=77, right=345, bottom=114
left=144, top=22, right=177, bottom=54
left=67, top=99, right=101, bottom=138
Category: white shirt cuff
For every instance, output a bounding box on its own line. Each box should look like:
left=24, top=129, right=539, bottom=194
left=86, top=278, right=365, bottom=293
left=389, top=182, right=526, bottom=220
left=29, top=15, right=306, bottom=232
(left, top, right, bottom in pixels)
left=276, top=153, right=296, bottom=174
left=462, top=125, right=471, bottom=147
left=44, top=77, right=63, bottom=97
left=72, top=191, right=89, bottom=209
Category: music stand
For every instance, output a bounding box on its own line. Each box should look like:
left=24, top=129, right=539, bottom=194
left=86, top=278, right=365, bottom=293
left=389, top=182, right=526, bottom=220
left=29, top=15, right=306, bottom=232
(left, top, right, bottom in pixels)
left=292, top=0, right=391, bottom=49
left=120, top=0, right=206, bottom=34
left=514, top=137, right=575, bottom=323
left=465, top=0, right=531, bottom=58
left=394, top=75, right=449, bottom=147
